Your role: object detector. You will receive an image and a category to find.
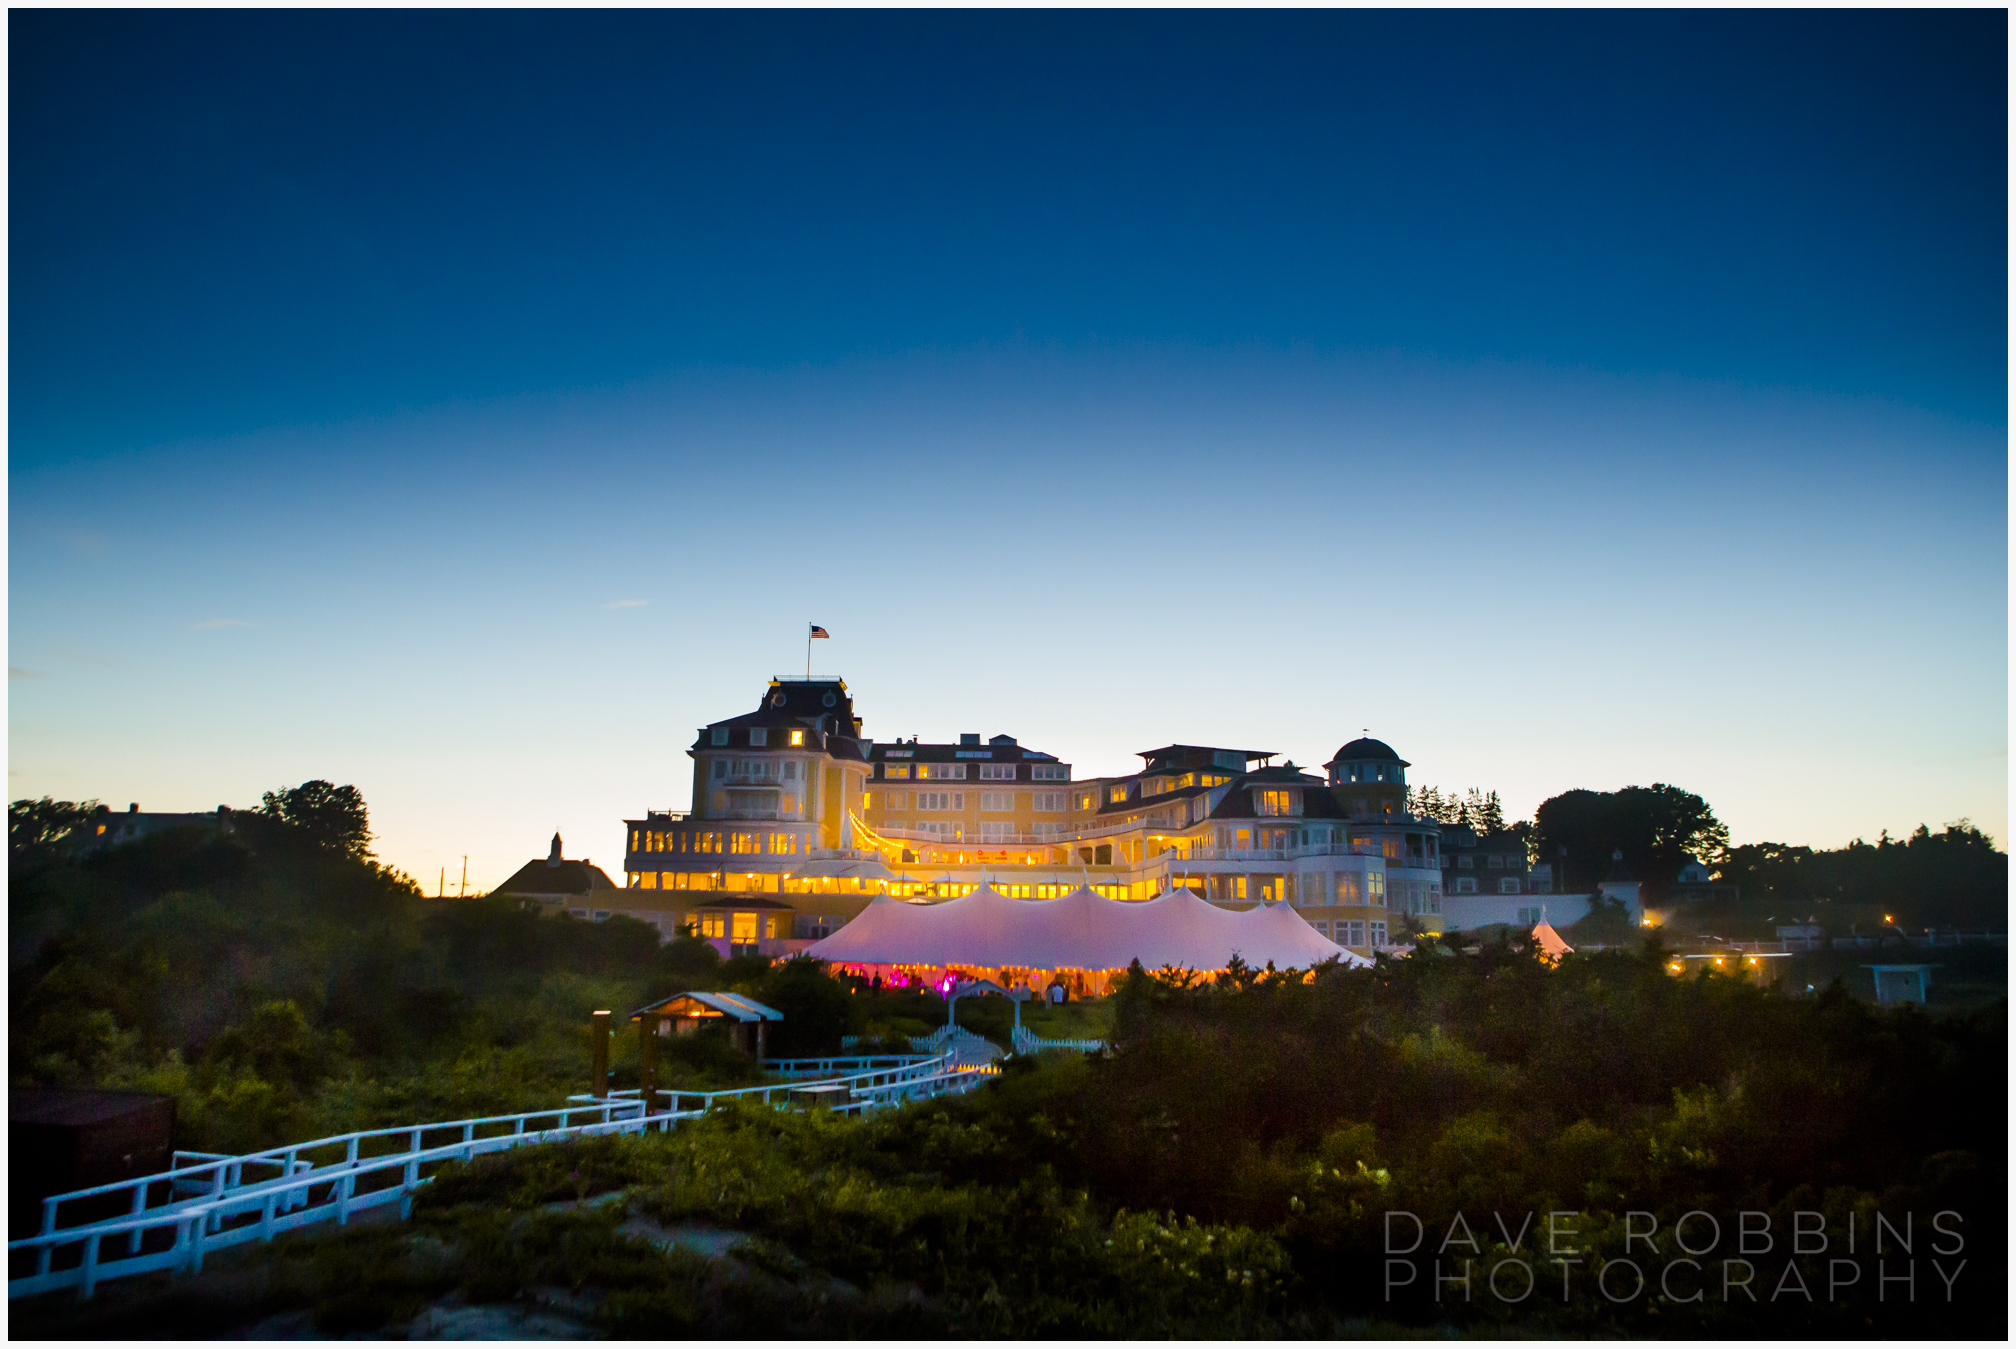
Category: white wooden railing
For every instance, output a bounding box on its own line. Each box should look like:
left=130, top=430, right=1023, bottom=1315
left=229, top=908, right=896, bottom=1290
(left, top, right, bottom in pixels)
left=1010, top=1026, right=1106, bottom=1055
left=12, top=1053, right=985, bottom=1303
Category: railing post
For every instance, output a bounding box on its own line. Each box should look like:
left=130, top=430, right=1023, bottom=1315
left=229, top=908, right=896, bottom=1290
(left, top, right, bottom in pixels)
left=189, top=1214, right=206, bottom=1274
left=79, top=1231, right=103, bottom=1300
left=127, top=1182, right=147, bottom=1254
left=337, top=1173, right=354, bottom=1226
left=260, top=1192, right=277, bottom=1242
left=462, top=1122, right=475, bottom=1161
left=591, top=1009, right=612, bottom=1100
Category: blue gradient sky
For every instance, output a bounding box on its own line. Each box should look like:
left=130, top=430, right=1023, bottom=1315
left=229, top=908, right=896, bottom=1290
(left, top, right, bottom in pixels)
left=10, top=12, right=2006, bottom=888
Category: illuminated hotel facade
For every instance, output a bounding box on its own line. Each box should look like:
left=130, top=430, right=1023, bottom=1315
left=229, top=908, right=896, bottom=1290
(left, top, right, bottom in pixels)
left=568, top=676, right=1443, bottom=959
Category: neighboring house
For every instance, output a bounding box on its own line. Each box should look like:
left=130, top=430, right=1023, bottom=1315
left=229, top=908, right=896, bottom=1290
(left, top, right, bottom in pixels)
left=1441, top=826, right=1540, bottom=898
left=494, top=833, right=624, bottom=917
left=69, top=803, right=235, bottom=852
left=1670, top=857, right=1740, bottom=906
left=1441, top=892, right=1594, bottom=933
left=1598, top=850, right=1643, bottom=918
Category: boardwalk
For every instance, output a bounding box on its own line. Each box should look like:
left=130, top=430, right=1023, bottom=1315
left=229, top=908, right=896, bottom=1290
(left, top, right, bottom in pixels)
left=11, top=1053, right=981, bottom=1303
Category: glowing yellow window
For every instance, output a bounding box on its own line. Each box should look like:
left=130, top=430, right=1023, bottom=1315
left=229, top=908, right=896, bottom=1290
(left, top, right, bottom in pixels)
left=789, top=730, right=805, bottom=746
left=732, top=912, right=759, bottom=943
left=699, top=914, right=726, bottom=939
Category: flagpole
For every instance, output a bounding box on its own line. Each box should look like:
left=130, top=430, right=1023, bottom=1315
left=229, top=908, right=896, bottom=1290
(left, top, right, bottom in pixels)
left=806, top=626, right=811, bottom=679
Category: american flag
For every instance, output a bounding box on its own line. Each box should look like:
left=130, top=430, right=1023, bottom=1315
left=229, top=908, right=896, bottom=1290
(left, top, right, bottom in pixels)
left=808, top=624, right=830, bottom=638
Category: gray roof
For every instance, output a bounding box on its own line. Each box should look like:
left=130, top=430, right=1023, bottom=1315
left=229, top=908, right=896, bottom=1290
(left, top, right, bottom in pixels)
left=492, top=858, right=620, bottom=896
left=631, top=991, right=784, bottom=1022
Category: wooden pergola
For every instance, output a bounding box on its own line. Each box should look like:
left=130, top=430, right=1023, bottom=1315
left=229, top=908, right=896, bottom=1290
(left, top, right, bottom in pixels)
left=588, top=992, right=785, bottom=1111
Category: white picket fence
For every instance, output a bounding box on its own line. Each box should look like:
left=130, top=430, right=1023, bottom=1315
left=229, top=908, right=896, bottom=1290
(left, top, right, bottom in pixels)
left=911, top=1024, right=1005, bottom=1069
left=11, top=1053, right=983, bottom=1303
left=1010, top=1025, right=1106, bottom=1055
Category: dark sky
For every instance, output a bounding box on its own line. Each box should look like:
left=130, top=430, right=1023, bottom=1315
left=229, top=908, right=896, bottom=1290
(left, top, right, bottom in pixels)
left=12, top=9, right=2006, bottom=457
left=9, top=11, right=2006, bottom=879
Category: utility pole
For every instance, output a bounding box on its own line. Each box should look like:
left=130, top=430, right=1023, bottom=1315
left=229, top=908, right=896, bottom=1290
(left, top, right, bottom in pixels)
left=438, top=866, right=445, bottom=899
left=458, top=856, right=468, bottom=898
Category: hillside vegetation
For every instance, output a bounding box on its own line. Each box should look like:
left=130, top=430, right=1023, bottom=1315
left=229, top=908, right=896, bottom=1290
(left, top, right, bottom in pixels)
left=10, top=789, right=2006, bottom=1336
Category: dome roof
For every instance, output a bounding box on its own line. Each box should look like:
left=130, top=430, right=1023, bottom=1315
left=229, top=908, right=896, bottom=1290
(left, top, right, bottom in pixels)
left=1331, top=737, right=1400, bottom=763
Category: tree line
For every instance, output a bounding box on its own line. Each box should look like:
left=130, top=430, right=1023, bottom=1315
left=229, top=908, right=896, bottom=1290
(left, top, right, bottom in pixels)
left=1407, top=779, right=2003, bottom=930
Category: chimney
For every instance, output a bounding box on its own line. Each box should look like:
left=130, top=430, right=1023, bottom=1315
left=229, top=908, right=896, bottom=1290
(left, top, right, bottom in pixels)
left=959, top=733, right=980, bottom=747
left=128, top=803, right=139, bottom=813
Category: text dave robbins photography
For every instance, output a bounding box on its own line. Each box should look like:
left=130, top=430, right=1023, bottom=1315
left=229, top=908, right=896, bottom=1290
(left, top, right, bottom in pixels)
left=7, top=8, right=2007, bottom=1341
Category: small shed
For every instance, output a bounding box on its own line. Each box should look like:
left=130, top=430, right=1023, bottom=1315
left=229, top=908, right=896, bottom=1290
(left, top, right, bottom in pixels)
left=10, top=1089, right=174, bottom=1235
left=631, top=991, right=784, bottom=1059
left=1865, top=964, right=1935, bottom=1006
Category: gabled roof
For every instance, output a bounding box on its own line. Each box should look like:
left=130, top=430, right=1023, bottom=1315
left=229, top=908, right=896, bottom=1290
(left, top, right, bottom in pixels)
left=492, top=858, right=620, bottom=896
left=631, top=991, right=784, bottom=1022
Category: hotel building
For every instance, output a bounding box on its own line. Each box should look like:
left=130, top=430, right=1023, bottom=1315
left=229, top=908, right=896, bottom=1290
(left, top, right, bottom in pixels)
left=517, top=675, right=1444, bottom=959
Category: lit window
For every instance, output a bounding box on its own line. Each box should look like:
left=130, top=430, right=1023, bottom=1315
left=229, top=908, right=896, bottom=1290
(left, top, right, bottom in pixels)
left=886, top=764, right=911, bottom=779
left=788, top=730, right=804, bottom=746
left=1254, top=789, right=1299, bottom=816
left=1367, top=872, right=1386, bottom=903
left=1109, top=785, right=1129, bottom=804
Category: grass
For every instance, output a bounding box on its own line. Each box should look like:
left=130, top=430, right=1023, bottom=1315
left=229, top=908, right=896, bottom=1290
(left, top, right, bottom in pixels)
left=1016, top=994, right=1115, bottom=1041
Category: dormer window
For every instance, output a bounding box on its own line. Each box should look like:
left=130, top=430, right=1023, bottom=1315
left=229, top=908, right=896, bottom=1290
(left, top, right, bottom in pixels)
left=712, top=728, right=729, bottom=746
left=749, top=728, right=768, bottom=747
left=788, top=730, right=805, bottom=746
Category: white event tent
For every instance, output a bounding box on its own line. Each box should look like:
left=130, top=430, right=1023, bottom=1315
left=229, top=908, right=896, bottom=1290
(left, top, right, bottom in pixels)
left=803, top=884, right=1369, bottom=995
